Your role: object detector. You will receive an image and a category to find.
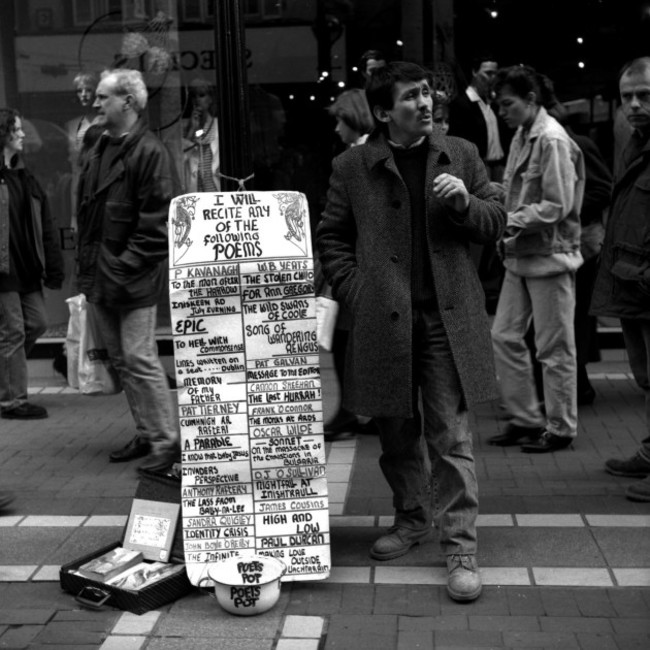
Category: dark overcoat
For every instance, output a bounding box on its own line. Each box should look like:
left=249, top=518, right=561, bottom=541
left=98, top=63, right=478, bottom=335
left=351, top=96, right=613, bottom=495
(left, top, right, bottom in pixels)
left=590, top=134, right=650, bottom=321
left=316, top=130, right=506, bottom=418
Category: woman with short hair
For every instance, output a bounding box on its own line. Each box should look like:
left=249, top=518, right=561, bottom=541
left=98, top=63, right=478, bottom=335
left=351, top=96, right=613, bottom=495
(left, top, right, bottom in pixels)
left=489, top=65, right=585, bottom=453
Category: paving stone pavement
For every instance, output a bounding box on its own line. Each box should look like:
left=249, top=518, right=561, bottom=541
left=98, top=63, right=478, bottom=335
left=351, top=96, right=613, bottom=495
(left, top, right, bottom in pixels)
left=0, top=350, right=649, bottom=649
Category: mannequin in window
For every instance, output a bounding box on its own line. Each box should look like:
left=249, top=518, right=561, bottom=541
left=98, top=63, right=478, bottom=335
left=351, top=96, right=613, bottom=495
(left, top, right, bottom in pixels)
left=65, top=71, right=99, bottom=229
left=182, top=77, right=220, bottom=192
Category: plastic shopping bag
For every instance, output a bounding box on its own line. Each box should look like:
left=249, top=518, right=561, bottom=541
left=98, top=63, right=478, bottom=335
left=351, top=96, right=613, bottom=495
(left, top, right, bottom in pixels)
left=65, top=295, right=83, bottom=389
left=65, top=294, right=121, bottom=395
left=315, top=295, right=339, bottom=352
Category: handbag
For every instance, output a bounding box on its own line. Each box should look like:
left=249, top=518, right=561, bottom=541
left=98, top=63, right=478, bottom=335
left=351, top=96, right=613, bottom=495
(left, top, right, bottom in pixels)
left=65, top=294, right=122, bottom=395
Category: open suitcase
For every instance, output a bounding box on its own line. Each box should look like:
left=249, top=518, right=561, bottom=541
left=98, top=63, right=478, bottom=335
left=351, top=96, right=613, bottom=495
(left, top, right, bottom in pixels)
left=59, top=470, right=193, bottom=615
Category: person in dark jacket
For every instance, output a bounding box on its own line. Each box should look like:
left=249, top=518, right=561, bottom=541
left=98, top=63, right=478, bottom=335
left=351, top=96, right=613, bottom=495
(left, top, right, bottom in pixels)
left=76, top=69, right=180, bottom=474
left=591, top=57, right=650, bottom=502
left=317, top=62, right=506, bottom=602
left=0, top=108, right=64, bottom=420
left=448, top=55, right=512, bottom=313
left=448, top=55, right=507, bottom=180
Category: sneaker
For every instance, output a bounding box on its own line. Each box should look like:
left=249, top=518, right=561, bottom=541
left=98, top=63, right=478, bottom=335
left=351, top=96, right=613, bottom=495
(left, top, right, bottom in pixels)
left=446, top=554, right=482, bottom=602
left=369, top=525, right=431, bottom=561
left=605, top=453, right=650, bottom=478
left=1, top=403, right=48, bottom=419
left=626, top=476, right=650, bottom=502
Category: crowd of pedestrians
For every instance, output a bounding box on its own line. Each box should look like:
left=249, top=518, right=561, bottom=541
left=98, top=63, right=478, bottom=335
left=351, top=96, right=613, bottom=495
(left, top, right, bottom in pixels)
left=1, top=50, right=650, bottom=602
left=317, top=53, right=650, bottom=601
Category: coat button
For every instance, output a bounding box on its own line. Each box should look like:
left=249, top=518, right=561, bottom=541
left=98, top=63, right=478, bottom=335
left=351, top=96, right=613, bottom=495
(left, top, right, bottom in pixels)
left=390, top=255, right=399, bottom=263
left=390, top=311, right=399, bottom=321
left=391, top=199, right=401, bottom=209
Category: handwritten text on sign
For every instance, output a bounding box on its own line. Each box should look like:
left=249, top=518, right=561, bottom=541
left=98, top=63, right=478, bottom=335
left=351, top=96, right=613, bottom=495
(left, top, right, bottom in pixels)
left=169, top=191, right=330, bottom=585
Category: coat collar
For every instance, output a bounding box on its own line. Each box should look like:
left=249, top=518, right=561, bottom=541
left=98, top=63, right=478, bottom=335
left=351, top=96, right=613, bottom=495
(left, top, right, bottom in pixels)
left=91, top=117, right=149, bottom=194
left=614, top=129, right=650, bottom=189
left=509, top=106, right=555, bottom=173
left=363, top=129, right=451, bottom=169
left=513, top=105, right=549, bottom=147
left=98, top=116, right=149, bottom=159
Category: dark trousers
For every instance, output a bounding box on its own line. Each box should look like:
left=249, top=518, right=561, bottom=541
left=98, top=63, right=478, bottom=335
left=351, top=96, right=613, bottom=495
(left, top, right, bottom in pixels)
left=375, top=307, right=478, bottom=556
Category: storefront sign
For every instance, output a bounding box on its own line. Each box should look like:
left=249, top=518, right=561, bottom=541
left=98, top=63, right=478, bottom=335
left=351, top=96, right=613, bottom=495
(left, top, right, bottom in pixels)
left=15, top=26, right=345, bottom=91
left=168, top=191, right=330, bottom=585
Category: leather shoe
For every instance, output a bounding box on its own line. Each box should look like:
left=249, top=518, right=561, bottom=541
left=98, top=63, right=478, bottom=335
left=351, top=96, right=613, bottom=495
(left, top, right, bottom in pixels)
left=369, top=525, right=431, bottom=560
left=605, top=453, right=650, bottom=478
left=520, top=431, right=573, bottom=454
left=109, top=436, right=150, bottom=463
left=578, top=386, right=596, bottom=406
left=1, top=402, right=48, bottom=419
left=488, top=423, right=543, bottom=446
left=138, top=447, right=181, bottom=475
left=0, top=490, right=16, bottom=511
left=447, top=554, right=482, bottom=602
left=626, top=476, right=650, bottom=502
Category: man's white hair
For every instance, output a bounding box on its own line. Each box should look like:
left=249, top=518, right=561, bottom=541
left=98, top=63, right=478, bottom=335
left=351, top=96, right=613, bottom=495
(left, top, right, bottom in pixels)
left=101, top=68, right=148, bottom=113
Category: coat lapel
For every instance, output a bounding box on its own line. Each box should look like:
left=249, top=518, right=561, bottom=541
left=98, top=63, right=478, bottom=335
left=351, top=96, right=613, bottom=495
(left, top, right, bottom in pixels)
left=613, top=135, right=650, bottom=194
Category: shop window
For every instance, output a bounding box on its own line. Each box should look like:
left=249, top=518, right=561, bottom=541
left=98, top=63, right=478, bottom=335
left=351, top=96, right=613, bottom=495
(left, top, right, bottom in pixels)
left=244, top=0, right=283, bottom=21
left=180, top=0, right=283, bottom=25
left=181, top=0, right=201, bottom=22
left=72, top=0, right=161, bottom=26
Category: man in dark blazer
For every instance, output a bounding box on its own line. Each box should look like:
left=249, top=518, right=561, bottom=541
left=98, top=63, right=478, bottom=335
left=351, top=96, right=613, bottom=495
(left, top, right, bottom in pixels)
left=448, top=56, right=508, bottom=180
left=317, top=62, right=506, bottom=602
left=448, top=56, right=511, bottom=313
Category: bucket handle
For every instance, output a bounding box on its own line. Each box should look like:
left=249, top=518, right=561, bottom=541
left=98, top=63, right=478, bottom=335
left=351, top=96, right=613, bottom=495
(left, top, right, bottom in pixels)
left=75, top=585, right=112, bottom=610
left=197, top=576, right=217, bottom=597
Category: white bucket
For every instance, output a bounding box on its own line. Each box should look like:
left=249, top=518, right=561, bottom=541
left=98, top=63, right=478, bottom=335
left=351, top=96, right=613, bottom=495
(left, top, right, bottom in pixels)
left=198, top=554, right=287, bottom=616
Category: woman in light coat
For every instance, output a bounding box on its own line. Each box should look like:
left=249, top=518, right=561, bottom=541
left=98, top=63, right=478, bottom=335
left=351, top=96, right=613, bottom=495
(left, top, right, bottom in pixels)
left=489, top=65, right=585, bottom=453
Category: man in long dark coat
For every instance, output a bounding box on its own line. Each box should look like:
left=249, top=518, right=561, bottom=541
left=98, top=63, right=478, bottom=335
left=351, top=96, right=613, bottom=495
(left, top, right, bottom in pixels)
left=317, top=62, right=506, bottom=602
left=592, top=57, right=650, bottom=502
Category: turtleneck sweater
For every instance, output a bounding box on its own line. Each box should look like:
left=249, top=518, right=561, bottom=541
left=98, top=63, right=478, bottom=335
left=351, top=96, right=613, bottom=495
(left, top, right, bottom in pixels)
left=391, top=140, right=436, bottom=307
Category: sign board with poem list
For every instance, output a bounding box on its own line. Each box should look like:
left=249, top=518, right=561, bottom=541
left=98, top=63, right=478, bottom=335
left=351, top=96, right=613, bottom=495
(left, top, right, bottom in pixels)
left=168, top=191, right=330, bottom=585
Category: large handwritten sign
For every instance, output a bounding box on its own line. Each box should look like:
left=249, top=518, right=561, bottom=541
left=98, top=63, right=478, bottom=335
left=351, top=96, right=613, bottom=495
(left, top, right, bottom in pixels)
left=169, top=191, right=330, bottom=585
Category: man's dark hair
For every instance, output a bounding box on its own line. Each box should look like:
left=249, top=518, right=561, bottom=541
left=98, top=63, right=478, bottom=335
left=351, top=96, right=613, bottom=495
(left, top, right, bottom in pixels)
left=0, top=108, right=20, bottom=150
left=360, top=49, right=385, bottom=68
left=365, top=61, right=431, bottom=127
left=471, top=54, right=497, bottom=74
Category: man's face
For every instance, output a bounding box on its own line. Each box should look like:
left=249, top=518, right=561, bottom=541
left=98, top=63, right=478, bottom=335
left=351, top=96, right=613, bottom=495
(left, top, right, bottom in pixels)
left=620, top=67, right=650, bottom=133
left=473, top=61, right=498, bottom=98
left=93, top=76, right=128, bottom=134
left=380, top=79, right=433, bottom=146
left=365, top=57, right=386, bottom=78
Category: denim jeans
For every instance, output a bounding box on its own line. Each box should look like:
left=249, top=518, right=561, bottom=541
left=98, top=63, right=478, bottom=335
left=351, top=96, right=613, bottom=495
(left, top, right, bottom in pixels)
left=621, top=319, right=650, bottom=462
left=91, top=303, right=179, bottom=455
left=492, top=270, right=578, bottom=438
left=375, top=307, right=478, bottom=556
left=0, top=291, right=47, bottom=409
